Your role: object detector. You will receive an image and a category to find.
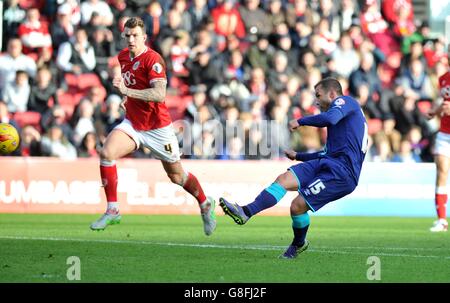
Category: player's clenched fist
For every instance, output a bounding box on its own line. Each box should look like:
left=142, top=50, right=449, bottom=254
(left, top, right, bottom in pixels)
left=284, top=150, right=297, bottom=161
left=113, top=76, right=127, bottom=95
left=288, top=119, right=300, bottom=132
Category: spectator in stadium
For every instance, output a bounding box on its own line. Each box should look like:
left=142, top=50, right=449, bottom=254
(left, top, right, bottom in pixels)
left=2, top=70, right=31, bottom=113
left=336, top=0, right=359, bottom=33
left=17, top=7, right=52, bottom=61
left=91, top=17, right=216, bottom=237
left=109, top=0, right=133, bottom=22
left=103, top=94, right=123, bottom=129
left=266, top=0, right=287, bottom=31
left=359, top=0, right=400, bottom=58
left=291, top=18, right=313, bottom=50
left=211, top=0, right=246, bottom=40
left=90, top=26, right=116, bottom=81
left=426, top=63, right=450, bottom=232
left=188, top=0, right=210, bottom=32
left=399, top=40, right=427, bottom=77
left=349, top=52, right=382, bottom=105
left=370, top=131, right=393, bottom=162
left=18, top=125, right=42, bottom=157
left=80, top=0, right=114, bottom=27
left=391, top=138, right=421, bottom=163
left=168, top=30, right=191, bottom=80
left=244, top=33, right=275, bottom=73
left=331, top=31, right=360, bottom=79
left=0, top=38, right=36, bottom=94
left=70, top=98, right=96, bottom=146
left=40, top=123, right=78, bottom=160
left=154, top=9, right=185, bottom=58
left=28, top=66, right=59, bottom=114
left=219, top=77, right=367, bottom=258
left=245, top=67, right=268, bottom=99
left=77, top=131, right=99, bottom=158
left=315, top=17, right=338, bottom=56
left=50, top=4, right=75, bottom=53
left=2, top=0, right=26, bottom=52
left=238, top=0, right=271, bottom=41
left=171, top=0, right=193, bottom=34
left=267, top=51, right=294, bottom=96
left=185, top=49, right=223, bottom=91
left=400, top=58, right=434, bottom=101
left=285, top=0, right=316, bottom=29
left=142, top=1, right=165, bottom=45
left=56, top=27, right=96, bottom=75
left=40, top=105, right=74, bottom=145
left=275, top=33, right=300, bottom=71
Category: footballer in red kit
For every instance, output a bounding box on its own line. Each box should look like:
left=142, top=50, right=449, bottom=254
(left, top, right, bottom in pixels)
left=90, top=17, right=216, bottom=235
left=427, top=56, right=450, bottom=232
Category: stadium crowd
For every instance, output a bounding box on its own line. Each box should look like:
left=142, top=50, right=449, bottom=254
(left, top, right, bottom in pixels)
left=0, top=0, right=448, bottom=162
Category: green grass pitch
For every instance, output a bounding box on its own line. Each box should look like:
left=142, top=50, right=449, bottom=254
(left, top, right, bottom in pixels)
left=0, top=214, right=449, bottom=283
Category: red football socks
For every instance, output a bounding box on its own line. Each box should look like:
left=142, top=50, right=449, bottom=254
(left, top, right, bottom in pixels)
left=183, top=172, right=207, bottom=205
left=100, top=162, right=118, bottom=204
left=435, top=193, right=447, bottom=220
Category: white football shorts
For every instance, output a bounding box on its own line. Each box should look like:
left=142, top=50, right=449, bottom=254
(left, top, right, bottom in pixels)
left=114, top=118, right=181, bottom=163
left=434, top=131, right=450, bottom=158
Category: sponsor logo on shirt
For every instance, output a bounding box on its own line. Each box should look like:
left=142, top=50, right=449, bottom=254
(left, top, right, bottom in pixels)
left=133, top=61, right=140, bottom=70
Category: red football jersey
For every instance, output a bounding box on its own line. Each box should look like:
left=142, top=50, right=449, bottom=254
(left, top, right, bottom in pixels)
left=439, top=70, right=450, bottom=134
left=118, top=47, right=172, bottom=131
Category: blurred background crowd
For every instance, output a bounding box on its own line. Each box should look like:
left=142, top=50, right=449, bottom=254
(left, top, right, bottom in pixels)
left=0, top=0, right=448, bottom=162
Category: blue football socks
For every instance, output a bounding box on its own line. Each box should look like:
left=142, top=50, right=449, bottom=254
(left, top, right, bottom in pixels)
left=291, top=213, right=310, bottom=247
left=243, top=182, right=287, bottom=217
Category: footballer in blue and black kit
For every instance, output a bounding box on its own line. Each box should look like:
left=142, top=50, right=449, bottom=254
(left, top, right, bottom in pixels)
left=220, top=77, right=368, bottom=259
left=290, top=91, right=368, bottom=212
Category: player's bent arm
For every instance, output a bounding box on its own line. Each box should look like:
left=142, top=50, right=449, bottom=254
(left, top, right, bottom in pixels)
left=298, top=108, right=344, bottom=127
left=295, top=151, right=324, bottom=161
left=121, top=80, right=167, bottom=103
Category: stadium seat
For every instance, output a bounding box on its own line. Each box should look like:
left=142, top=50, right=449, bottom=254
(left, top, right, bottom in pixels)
left=13, top=111, right=42, bottom=131
left=165, top=94, right=193, bottom=121
left=64, top=73, right=102, bottom=91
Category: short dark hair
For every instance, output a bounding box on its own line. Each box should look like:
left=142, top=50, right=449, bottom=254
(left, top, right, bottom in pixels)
left=314, top=77, right=343, bottom=95
left=124, top=17, right=146, bottom=33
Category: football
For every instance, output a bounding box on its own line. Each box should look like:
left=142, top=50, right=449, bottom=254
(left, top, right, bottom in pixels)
left=0, top=123, right=20, bottom=154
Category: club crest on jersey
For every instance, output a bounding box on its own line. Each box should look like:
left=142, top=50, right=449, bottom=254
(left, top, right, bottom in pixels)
left=132, top=61, right=140, bottom=70
left=334, top=98, right=345, bottom=106
left=152, top=63, right=163, bottom=74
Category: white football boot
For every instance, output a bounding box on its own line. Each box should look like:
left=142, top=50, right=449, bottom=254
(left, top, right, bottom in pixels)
left=90, top=212, right=122, bottom=231
left=429, top=219, right=448, bottom=232
left=201, top=197, right=217, bottom=236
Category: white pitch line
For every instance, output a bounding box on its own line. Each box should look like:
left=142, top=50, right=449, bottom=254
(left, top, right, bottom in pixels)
left=0, top=235, right=449, bottom=260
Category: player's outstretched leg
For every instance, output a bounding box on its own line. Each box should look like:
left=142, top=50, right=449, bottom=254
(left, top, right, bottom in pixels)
left=220, top=173, right=295, bottom=225
left=91, top=159, right=122, bottom=231
left=91, top=130, right=136, bottom=231
left=219, top=197, right=250, bottom=225
left=163, top=161, right=216, bottom=236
